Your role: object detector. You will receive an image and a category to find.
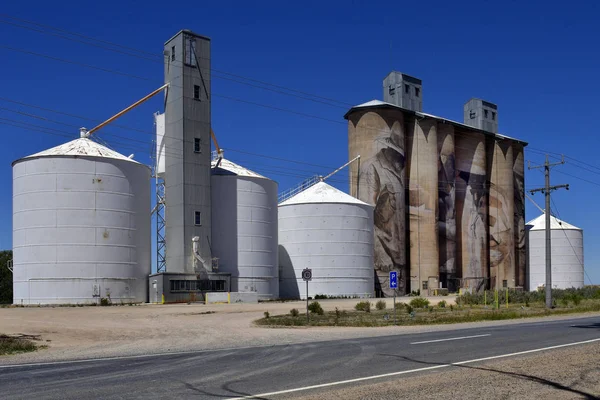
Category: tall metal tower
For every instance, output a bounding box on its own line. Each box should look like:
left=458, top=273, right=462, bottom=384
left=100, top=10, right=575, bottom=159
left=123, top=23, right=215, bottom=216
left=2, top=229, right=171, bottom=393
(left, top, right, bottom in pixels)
left=153, top=112, right=167, bottom=273
left=163, top=30, right=212, bottom=274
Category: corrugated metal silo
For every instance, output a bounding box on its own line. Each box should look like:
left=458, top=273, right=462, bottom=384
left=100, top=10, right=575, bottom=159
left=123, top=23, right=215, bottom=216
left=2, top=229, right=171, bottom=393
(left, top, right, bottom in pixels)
left=12, top=137, right=151, bottom=304
left=526, top=214, right=584, bottom=290
left=211, top=157, right=279, bottom=299
left=278, top=182, right=374, bottom=299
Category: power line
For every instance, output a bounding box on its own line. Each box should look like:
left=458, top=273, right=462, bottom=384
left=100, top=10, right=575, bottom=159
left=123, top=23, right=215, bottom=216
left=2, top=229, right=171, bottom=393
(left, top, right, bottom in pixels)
left=6, top=17, right=600, bottom=186
left=0, top=16, right=349, bottom=110
left=0, top=45, right=152, bottom=81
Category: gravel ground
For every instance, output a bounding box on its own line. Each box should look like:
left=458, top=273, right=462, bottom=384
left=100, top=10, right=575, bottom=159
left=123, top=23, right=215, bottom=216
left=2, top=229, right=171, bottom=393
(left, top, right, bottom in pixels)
left=293, top=343, right=600, bottom=400
left=0, top=298, right=598, bottom=366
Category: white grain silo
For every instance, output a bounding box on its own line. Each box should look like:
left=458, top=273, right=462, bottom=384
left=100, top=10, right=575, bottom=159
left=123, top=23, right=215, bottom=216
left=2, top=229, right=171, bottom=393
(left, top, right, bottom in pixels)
left=211, top=157, right=279, bottom=299
left=12, top=135, right=151, bottom=305
left=278, top=181, right=374, bottom=299
left=526, top=214, right=584, bottom=290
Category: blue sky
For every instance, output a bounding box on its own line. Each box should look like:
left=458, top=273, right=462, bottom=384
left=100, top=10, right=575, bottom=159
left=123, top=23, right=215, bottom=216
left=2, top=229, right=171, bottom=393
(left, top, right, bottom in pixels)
left=0, top=0, right=598, bottom=283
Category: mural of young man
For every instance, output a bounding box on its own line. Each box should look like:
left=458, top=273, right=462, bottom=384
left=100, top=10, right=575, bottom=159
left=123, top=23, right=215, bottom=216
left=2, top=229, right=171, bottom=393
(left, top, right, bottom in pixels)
left=358, top=130, right=406, bottom=296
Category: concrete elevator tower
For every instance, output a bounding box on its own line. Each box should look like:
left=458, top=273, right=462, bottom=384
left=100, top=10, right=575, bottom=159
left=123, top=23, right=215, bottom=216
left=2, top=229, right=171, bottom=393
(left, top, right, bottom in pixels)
left=163, top=30, right=212, bottom=274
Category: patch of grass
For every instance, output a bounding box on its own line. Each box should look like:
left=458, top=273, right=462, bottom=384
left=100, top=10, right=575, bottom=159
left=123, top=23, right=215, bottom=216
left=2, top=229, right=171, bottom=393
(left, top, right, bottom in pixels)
left=255, top=300, right=600, bottom=328
left=438, top=300, right=447, bottom=308
left=0, top=334, right=40, bottom=355
left=375, top=300, right=387, bottom=310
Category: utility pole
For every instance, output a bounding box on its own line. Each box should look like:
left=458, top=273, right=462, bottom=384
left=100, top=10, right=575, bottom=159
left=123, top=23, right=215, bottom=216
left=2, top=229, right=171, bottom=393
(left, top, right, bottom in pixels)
left=529, top=155, right=569, bottom=308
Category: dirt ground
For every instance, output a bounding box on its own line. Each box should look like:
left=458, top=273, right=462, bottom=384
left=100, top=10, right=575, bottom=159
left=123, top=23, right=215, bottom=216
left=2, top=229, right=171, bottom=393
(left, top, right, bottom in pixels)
left=0, top=297, right=598, bottom=366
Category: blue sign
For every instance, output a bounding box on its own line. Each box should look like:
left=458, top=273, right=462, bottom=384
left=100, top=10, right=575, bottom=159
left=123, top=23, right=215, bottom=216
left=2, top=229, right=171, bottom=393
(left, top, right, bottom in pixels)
left=389, top=271, right=398, bottom=289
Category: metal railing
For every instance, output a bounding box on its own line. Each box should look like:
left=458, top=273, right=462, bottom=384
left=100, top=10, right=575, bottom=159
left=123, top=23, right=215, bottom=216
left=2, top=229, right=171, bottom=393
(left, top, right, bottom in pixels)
left=278, top=175, right=322, bottom=203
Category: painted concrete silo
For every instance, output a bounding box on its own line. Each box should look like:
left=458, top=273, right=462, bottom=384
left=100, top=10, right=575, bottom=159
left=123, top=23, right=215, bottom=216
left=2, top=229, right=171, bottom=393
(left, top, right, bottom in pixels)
left=407, top=118, right=439, bottom=294
left=347, top=102, right=406, bottom=296
left=12, top=136, right=151, bottom=304
left=278, top=182, right=374, bottom=299
left=211, top=157, right=279, bottom=299
left=526, top=214, right=584, bottom=290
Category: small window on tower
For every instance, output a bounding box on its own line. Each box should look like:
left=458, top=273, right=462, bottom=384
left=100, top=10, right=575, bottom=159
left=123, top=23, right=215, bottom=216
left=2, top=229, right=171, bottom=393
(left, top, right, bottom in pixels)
left=194, top=138, right=201, bottom=153
left=492, top=111, right=496, bottom=121
left=484, top=109, right=489, bottom=118
left=503, top=280, right=508, bottom=288
left=415, top=87, right=420, bottom=97
left=422, top=281, right=428, bottom=290
left=185, top=37, right=197, bottom=66
left=194, top=85, right=200, bottom=100
left=405, top=84, right=410, bottom=94
left=389, top=86, right=395, bottom=96
left=470, top=110, right=476, bottom=119
left=194, top=211, right=202, bottom=226
left=171, top=46, right=175, bottom=61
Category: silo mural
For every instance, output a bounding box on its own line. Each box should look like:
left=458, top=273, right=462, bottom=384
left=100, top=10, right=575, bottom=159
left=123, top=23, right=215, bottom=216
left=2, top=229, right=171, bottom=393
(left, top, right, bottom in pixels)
left=513, top=145, right=526, bottom=288
left=407, top=119, right=439, bottom=294
left=488, top=140, right=515, bottom=288
left=455, top=131, right=488, bottom=291
left=348, top=109, right=407, bottom=296
left=437, top=124, right=457, bottom=291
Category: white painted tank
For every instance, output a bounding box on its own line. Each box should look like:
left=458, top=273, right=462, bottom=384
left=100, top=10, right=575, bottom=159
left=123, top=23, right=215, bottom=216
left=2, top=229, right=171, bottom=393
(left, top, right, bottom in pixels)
left=211, top=157, right=279, bottom=299
left=12, top=137, right=151, bottom=304
left=278, top=182, right=374, bottom=299
left=526, top=214, right=584, bottom=290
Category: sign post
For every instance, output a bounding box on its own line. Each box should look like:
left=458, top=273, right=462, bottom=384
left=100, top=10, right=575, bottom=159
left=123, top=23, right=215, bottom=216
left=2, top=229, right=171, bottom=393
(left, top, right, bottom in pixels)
left=389, top=271, right=398, bottom=325
left=302, top=268, right=312, bottom=322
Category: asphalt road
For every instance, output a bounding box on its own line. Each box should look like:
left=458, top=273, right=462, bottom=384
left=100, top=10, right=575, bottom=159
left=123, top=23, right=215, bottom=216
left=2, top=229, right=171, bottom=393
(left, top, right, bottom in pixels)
left=1, top=316, right=599, bottom=399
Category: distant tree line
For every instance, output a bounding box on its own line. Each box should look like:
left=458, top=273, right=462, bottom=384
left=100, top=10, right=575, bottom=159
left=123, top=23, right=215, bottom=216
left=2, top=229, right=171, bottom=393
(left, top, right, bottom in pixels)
left=0, top=250, right=12, bottom=304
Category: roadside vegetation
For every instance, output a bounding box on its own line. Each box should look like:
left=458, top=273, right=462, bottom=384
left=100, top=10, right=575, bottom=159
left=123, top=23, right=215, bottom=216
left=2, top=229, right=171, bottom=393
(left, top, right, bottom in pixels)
left=256, top=287, right=600, bottom=327
left=0, top=250, right=13, bottom=304
left=0, top=334, right=43, bottom=356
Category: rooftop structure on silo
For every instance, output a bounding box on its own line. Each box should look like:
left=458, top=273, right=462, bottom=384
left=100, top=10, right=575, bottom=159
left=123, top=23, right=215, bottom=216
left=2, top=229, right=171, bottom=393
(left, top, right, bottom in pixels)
left=383, top=71, right=422, bottom=112
left=463, top=98, right=498, bottom=133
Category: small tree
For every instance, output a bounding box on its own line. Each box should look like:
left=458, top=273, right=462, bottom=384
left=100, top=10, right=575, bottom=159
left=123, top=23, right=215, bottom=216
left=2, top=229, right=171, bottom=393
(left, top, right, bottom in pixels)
left=308, top=301, right=324, bottom=315
left=0, top=250, right=13, bottom=304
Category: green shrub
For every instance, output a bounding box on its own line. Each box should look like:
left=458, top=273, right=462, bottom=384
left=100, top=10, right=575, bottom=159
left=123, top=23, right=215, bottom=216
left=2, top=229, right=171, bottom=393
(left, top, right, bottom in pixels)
left=100, top=297, right=110, bottom=306
left=438, top=300, right=447, bottom=308
left=290, top=308, right=299, bottom=317
left=308, top=301, right=324, bottom=315
left=355, top=301, right=372, bottom=312
left=572, top=294, right=582, bottom=306
left=450, top=304, right=454, bottom=311
left=395, top=302, right=406, bottom=310
left=314, top=294, right=328, bottom=300
left=560, top=297, right=569, bottom=307
left=375, top=300, right=387, bottom=310
left=409, top=297, right=430, bottom=308
left=405, top=304, right=414, bottom=314
left=264, top=311, right=270, bottom=319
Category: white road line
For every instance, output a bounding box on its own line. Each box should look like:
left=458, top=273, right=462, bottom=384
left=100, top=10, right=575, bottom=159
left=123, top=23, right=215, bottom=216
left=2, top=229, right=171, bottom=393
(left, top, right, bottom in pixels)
left=410, top=334, right=491, bottom=345
left=226, top=337, right=600, bottom=400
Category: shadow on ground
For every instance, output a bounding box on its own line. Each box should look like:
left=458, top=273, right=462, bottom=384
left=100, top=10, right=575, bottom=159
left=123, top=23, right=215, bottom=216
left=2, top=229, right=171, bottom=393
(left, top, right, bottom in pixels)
left=378, top=353, right=599, bottom=400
